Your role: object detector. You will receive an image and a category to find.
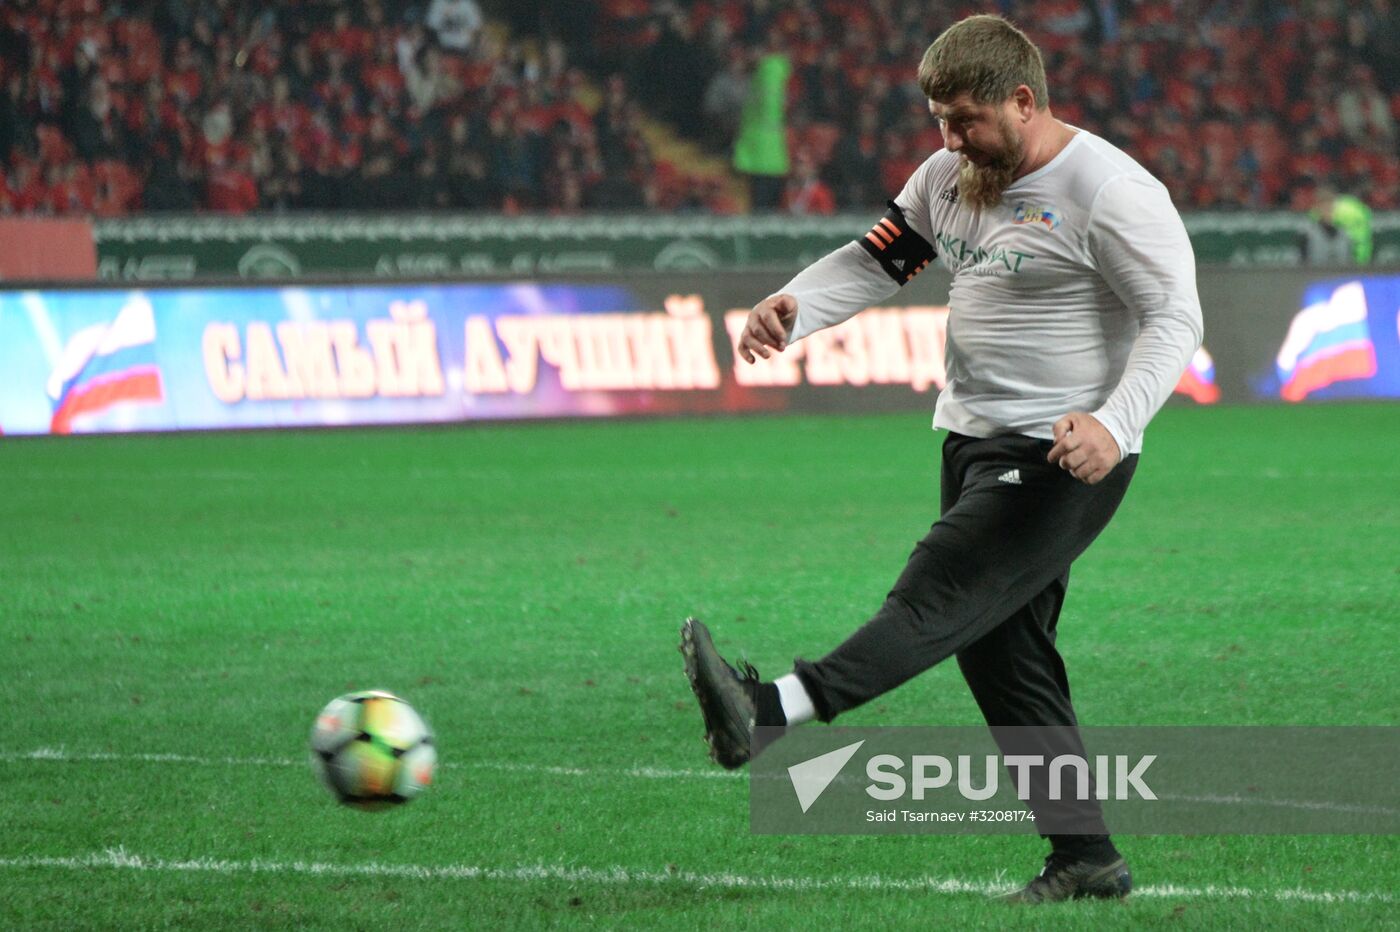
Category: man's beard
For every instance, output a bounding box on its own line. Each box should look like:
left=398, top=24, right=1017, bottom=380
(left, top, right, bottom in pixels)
left=957, top=116, right=1024, bottom=209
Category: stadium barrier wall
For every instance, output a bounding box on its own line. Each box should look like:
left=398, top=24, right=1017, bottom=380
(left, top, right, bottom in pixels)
left=1, top=268, right=1396, bottom=436
left=90, top=212, right=1400, bottom=280
left=0, top=218, right=97, bottom=281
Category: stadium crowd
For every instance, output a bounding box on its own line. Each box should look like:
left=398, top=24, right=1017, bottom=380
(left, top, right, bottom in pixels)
left=0, top=0, right=702, bottom=216
left=1, top=0, right=1398, bottom=216
left=587, top=0, right=1400, bottom=212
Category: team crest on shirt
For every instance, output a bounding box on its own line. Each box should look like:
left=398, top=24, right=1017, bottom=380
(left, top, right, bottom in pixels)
left=1011, top=203, right=1061, bottom=231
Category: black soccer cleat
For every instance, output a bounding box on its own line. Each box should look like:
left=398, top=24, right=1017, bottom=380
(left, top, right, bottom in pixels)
left=678, top=617, right=759, bottom=769
left=998, top=854, right=1133, bottom=904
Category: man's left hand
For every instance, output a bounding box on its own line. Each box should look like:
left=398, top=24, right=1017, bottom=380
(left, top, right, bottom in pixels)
left=1047, top=413, right=1121, bottom=485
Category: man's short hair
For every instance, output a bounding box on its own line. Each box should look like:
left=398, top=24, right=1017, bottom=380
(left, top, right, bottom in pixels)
left=917, top=14, right=1049, bottom=110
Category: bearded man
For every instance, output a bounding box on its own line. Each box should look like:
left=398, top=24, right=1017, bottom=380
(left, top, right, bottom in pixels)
left=680, top=13, right=1203, bottom=904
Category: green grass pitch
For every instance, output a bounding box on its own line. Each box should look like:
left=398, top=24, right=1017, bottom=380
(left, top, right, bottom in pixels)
left=2, top=403, right=1396, bottom=929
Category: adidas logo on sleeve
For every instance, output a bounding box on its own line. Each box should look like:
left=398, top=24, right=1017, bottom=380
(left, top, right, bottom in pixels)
left=998, top=469, right=1022, bottom=485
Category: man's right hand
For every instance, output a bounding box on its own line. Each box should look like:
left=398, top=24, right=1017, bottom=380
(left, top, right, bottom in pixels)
left=737, top=293, right=799, bottom=363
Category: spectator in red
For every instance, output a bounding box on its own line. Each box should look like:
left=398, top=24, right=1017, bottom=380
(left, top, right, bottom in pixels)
left=205, top=151, right=257, bottom=214
left=781, top=155, right=835, bottom=214
left=43, top=162, right=94, bottom=214
left=0, top=156, right=42, bottom=214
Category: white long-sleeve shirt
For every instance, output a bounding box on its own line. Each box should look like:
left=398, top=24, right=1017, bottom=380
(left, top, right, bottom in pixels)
left=781, top=129, right=1203, bottom=457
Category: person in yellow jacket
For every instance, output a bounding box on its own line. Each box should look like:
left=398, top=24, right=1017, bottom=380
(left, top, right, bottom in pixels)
left=733, top=49, right=792, bottom=211
left=1312, top=187, right=1374, bottom=265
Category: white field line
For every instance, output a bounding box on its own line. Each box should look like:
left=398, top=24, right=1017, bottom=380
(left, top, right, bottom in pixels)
left=0, top=847, right=1391, bottom=906
left=0, top=747, right=741, bottom=781
left=7, top=748, right=1397, bottom=818
left=1158, top=793, right=1398, bottom=817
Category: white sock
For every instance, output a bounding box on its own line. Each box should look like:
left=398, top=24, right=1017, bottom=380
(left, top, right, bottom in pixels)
left=774, top=673, right=817, bottom=727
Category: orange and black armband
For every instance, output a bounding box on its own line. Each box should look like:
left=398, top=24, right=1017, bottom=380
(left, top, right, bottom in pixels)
left=857, top=201, right=936, bottom=284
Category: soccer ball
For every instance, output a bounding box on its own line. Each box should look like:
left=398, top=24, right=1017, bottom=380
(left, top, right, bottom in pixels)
left=309, top=689, right=436, bottom=809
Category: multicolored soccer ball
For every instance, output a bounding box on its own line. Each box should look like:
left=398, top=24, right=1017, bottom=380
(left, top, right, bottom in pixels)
left=309, top=690, right=436, bottom=809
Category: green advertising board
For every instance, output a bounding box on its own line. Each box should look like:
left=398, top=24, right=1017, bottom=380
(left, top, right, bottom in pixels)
left=92, top=212, right=1400, bottom=281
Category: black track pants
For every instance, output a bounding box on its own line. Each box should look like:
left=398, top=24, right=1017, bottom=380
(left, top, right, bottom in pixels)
left=794, top=432, right=1136, bottom=719
left=793, top=432, right=1138, bottom=835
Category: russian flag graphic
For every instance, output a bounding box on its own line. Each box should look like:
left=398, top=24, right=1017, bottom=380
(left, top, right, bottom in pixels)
left=1174, top=346, right=1220, bottom=404
left=47, top=294, right=165, bottom=434
left=1275, top=281, right=1378, bottom=402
